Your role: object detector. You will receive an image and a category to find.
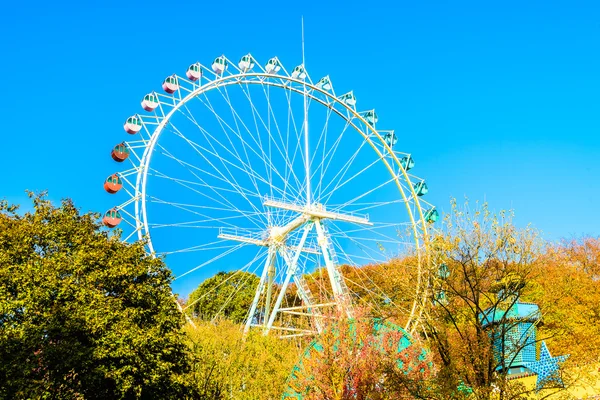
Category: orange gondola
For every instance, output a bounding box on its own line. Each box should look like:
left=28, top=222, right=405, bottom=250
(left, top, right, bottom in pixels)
left=111, top=143, right=130, bottom=162
left=102, top=208, right=122, bottom=228
left=104, top=174, right=123, bottom=194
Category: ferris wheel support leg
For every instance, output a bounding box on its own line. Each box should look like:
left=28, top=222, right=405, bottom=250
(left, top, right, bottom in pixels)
left=314, top=219, right=352, bottom=318
left=264, top=263, right=275, bottom=329
left=174, top=294, right=196, bottom=328
left=264, top=224, right=312, bottom=334
left=244, top=247, right=276, bottom=336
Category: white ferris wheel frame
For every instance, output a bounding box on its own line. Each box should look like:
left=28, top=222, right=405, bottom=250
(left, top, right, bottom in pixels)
left=111, top=54, right=435, bottom=334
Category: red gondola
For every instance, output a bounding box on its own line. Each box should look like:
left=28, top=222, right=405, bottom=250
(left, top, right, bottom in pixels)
left=102, top=208, right=122, bottom=228
left=111, top=143, right=130, bottom=162
left=104, top=174, right=123, bottom=194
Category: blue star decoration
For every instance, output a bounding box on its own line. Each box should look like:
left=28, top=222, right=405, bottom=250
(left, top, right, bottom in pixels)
left=524, top=341, right=570, bottom=392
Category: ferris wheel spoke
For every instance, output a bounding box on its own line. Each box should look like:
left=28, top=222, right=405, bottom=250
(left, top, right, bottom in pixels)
left=195, top=90, right=303, bottom=202
left=154, top=145, right=286, bottom=202
left=308, top=103, right=333, bottom=173
left=225, top=83, right=305, bottom=205
left=192, top=87, right=268, bottom=199
left=311, top=105, right=333, bottom=200
left=331, top=199, right=406, bottom=214
left=257, top=82, right=306, bottom=199
left=175, top=242, right=249, bottom=281
left=184, top=247, right=266, bottom=313
left=212, top=251, right=266, bottom=321
left=148, top=197, right=264, bottom=215
left=148, top=156, right=265, bottom=229
left=331, top=175, right=406, bottom=212
left=321, top=147, right=380, bottom=205
left=150, top=169, right=263, bottom=201
left=318, top=137, right=368, bottom=203
left=172, top=102, right=264, bottom=201
left=148, top=190, right=264, bottom=229
left=162, top=240, right=238, bottom=255
left=329, top=221, right=413, bottom=247
left=215, top=86, right=267, bottom=203
left=279, top=82, right=308, bottom=200
left=312, top=120, right=352, bottom=200
left=148, top=194, right=265, bottom=228
left=237, top=82, right=305, bottom=199
left=164, top=124, right=267, bottom=195
left=164, top=122, right=265, bottom=219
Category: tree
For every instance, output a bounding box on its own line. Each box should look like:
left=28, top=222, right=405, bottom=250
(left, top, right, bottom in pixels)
left=424, top=199, right=547, bottom=399
left=286, top=308, right=433, bottom=400
left=184, top=319, right=300, bottom=399
left=187, top=271, right=260, bottom=323
left=522, top=237, right=600, bottom=397
left=0, top=194, right=192, bottom=399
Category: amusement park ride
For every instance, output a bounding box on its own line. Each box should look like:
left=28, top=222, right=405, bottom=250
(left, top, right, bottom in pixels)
left=99, top=48, right=588, bottom=397
left=101, top=50, right=439, bottom=338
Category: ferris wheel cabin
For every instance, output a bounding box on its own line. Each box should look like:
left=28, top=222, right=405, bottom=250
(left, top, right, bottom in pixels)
left=363, top=110, right=378, bottom=126
left=162, top=75, right=179, bottom=94
left=291, top=65, right=306, bottom=79
left=400, top=155, right=414, bottom=171
left=102, top=209, right=122, bottom=228
left=413, top=181, right=428, bottom=196
left=111, top=143, right=130, bottom=162
left=338, top=91, right=356, bottom=107
left=104, top=174, right=123, bottom=194
left=141, top=93, right=159, bottom=111
left=265, top=58, right=281, bottom=74
left=212, top=56, right=228, bottom=74
left=384, top=132, right=398, bottom=147
left=186, top=63, right=202, bottom=81
left=425, top=208, right=439, bottom=223
left=238, top=54, right=255, bottom=72
left=123, top=115, right=142, bottom=134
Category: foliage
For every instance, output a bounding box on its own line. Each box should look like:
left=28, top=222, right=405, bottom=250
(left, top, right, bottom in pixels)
left=526, top=238, right=600, bottom=366
left=187, top=270, right=260, bottom=323
left=424, top=199, right=545, bottom=399
left=184, top=319, right=301, bottom=399
left=287, top=308, right=433, bottom=400
left=0, top=194, right=192, bottom=399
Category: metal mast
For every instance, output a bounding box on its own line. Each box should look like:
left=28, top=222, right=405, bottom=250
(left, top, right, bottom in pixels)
left=302, top=16, right=311, bottom=206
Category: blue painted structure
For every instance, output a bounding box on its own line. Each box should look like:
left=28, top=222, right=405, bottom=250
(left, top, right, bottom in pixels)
left=480, top=301, right=541, bottom=374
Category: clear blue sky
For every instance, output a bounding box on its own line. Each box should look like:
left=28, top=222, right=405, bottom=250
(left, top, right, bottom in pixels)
left=1, top=0, right=599, bottom=244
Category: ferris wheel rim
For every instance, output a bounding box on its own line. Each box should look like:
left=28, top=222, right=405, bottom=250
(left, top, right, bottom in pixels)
left=113, top=59, right=434, bottom=333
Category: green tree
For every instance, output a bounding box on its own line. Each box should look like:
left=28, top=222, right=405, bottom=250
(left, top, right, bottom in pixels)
left=184, top=319, right=300, bottom=399
left=0, top=194, right=192, bottom=399
left=187, top=271, right=260, bottom=323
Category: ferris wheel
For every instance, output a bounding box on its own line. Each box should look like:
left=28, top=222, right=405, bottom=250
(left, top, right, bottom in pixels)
left=102, top=53, right=439, bottom=336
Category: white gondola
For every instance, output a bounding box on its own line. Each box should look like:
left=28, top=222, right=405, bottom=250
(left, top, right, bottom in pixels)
left=291, top=65, right=306, bottom=79
left=338, top=91, right=356, bottom=106
left=316, top=76, right=332, bottom=91
left=238, top=54, right=255, bottom=72
left=186, top=63, right=202, bottom=81
left=141, top=93, right=159, bottom=112
left=123, top=115, right=142, bottom=134
left=212, top=56, right=228, bottom=74
left=162, top=75, right=179, bottom=94
left=265, top=57, right=281, bottom=74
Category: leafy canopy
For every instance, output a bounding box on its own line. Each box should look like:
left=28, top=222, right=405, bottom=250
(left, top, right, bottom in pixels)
left=0, top=194, right=192, bottom=399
